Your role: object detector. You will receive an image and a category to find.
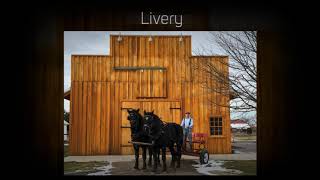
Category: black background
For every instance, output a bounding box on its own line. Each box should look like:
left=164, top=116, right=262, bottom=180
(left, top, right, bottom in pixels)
left=9, top=0, right=314, bottom=176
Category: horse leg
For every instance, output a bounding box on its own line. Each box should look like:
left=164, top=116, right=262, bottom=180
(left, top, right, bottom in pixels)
left=161, top=146, right=167, bottom=172
left=142, top=146, right=147, bottom=169
left=176, top=142, right=182, bottom=168
left=152, top=146, right=158, bottom=172
left=134, top=145, right=139, bottom=169
left=169, top=145, right=176, bottom=168
left=157, top=148, right=161, bottom=167
left=148, top=147, right=152, bottom=167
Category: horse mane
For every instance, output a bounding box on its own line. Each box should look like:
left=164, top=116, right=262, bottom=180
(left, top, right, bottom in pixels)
left=147, top=113, right=162, bottom=125
left=152, top=114, right=161, bottom=121
left=136, top=112, right=144, bottom=129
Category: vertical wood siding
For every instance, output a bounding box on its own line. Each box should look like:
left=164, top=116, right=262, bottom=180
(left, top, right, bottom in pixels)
left=70, top=36, right=231, bottom=155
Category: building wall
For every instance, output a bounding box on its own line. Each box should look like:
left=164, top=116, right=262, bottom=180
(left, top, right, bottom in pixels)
left=64, top=124, right=68, bottom=141
left=69, top=35, right=231, bottom=155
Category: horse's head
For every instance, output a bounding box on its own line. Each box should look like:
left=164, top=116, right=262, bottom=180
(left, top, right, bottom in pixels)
left=127, top=108, right=142, bottom=135
left=143, top=110, right=154, bottom=122
left=143, top=110, right=153, bottom=134
left=143, top=110, right=162, bottom=139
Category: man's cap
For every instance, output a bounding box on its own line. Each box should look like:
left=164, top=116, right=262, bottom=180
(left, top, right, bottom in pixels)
left=185, top=112, right=191, bottom=114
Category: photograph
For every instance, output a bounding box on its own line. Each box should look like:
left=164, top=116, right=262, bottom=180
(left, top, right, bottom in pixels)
left=63, top=31, right=257, bottom=175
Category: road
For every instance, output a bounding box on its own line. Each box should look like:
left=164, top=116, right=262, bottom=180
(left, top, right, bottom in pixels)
left=232, top=141, right=256, bottom=153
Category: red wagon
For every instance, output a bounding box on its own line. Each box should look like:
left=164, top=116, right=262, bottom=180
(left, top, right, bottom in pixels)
left=182, top=133, right=209, bottom=164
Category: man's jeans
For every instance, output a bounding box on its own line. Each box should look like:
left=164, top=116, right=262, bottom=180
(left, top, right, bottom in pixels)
left=183, top=127, right=192, bottom=149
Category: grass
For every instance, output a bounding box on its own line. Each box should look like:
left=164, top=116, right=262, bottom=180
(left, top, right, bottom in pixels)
left=64, top=161, right=109, bottom=175
left=222, top=160, right=256, bottom=175
left=63, top=145, right=110, bottom=175
left=64, top=145, right=69, bottom=157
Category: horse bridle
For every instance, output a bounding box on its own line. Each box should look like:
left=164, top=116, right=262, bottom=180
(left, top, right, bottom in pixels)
left=144, top=114, right=166, bottom=141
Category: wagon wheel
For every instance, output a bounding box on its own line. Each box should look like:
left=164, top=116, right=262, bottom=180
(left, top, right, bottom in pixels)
left=199, top=149, right=209, bottom=164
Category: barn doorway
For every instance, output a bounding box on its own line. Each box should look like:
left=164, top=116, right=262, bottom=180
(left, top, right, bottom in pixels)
left=120, top=100, right=181, bottom=155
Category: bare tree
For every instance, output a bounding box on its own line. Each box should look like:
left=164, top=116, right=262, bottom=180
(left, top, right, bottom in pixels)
left=191, top=31, right=257, bottom=113
left=242, top=113, right=257, bottom=126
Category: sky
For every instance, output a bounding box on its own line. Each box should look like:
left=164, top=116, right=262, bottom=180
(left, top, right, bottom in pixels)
left=64, top=31, right=255, bottom=119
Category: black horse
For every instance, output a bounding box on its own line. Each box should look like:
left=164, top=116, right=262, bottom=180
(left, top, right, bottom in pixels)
left=127, top=108, right=160, bottom=170
left=143, top=111, right=183, bottom=172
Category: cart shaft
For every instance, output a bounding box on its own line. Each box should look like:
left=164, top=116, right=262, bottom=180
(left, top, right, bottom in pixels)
left=128, top=141, right=153, bottom=146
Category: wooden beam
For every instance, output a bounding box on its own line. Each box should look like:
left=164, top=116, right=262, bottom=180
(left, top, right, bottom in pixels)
left=113, top=66, right=166, bottom=71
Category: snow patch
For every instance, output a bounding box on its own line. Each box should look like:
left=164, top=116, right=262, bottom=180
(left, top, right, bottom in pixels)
left=88, top=162, right=113, bottom=176
left=192, top=160, right=242, bottom=175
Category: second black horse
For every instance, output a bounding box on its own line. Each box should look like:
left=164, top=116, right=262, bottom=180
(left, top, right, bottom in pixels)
left=143, top=110, right=183, bottom=172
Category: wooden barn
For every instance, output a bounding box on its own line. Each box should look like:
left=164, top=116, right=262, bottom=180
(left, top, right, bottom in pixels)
left=68, top=35, right=231, bottom=155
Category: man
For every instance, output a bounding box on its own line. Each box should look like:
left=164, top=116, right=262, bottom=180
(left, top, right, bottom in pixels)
left=181, top=112, right=193, bottom=150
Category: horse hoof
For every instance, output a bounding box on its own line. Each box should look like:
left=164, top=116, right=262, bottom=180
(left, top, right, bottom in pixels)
left=176, top=165, right=180, bottom=168
left=134, top=166, right=139, bottom=170
left=142, top=166, right=146, bottom=170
